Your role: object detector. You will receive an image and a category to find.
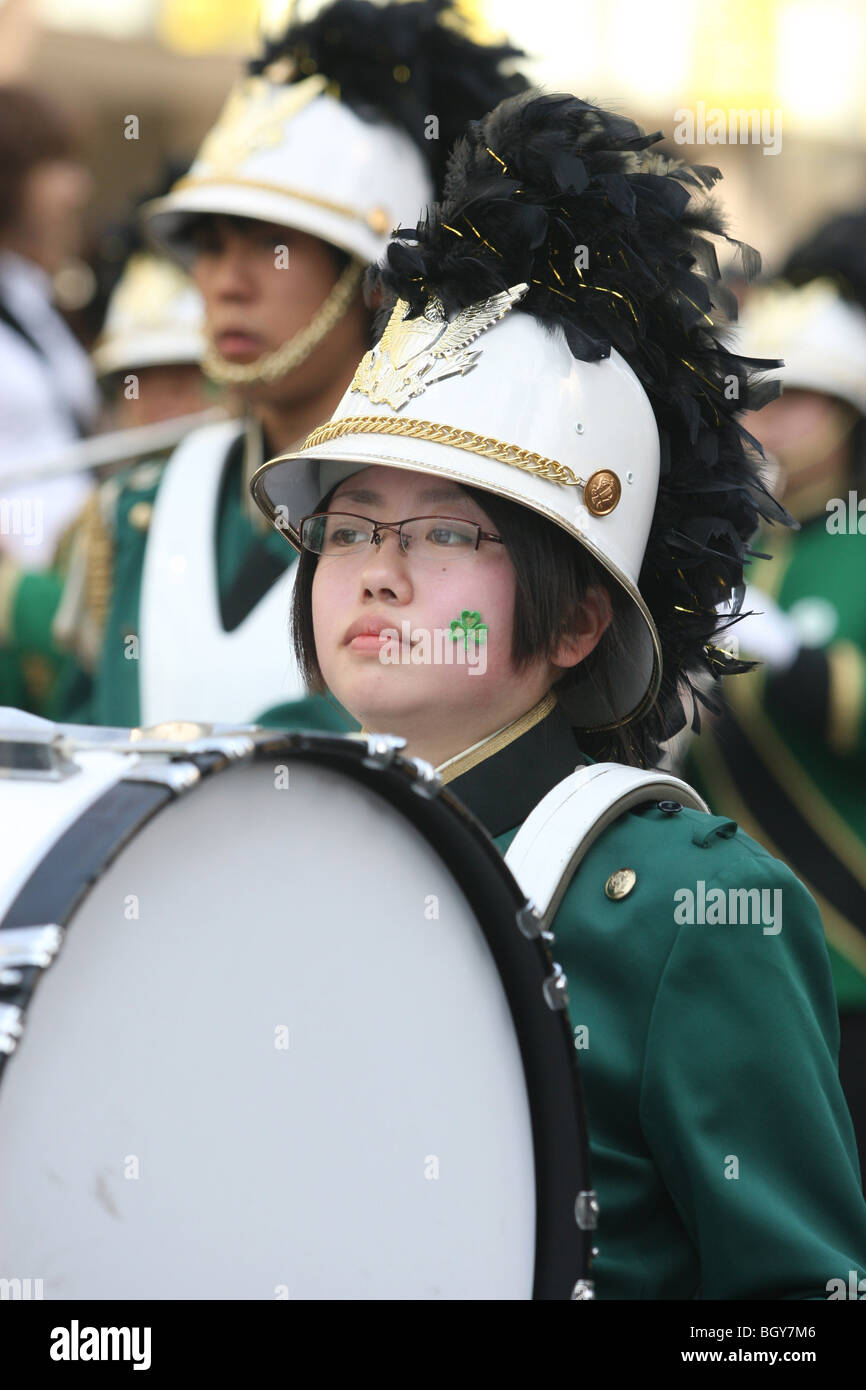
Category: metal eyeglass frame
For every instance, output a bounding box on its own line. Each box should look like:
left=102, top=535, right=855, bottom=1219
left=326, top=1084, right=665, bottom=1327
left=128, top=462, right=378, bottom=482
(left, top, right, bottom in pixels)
left=298, top=512, right=504, bottom=557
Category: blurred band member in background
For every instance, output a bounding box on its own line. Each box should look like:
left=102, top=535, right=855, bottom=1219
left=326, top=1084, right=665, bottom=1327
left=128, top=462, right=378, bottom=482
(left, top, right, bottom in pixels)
left=0, top=250, right=210, bottom=719
left=685, top=210, right=866, bottom=1185
left=0, top=86, right=98, bottom=567
left=91, top=251, right=211, bottom=430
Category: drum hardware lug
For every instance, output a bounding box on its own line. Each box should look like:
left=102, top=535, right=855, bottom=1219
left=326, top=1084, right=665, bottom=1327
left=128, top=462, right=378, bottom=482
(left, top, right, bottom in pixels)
left=407, top=758, right=441, bottom=796
left=0, top=1003, right=25, bottom=1056
left=570, top=1278, right=595, bottom=1300
left=541, top=961, right=569, bottom=1011
left=0, top=927, right=66, bottom=1047
left=575, top=1189, right=600, bottom=1230
left=187, top=733, right=255, bottom=767
left=127, top=731, right=257, bottom=761
left=0, top=924, right=64, bottom=971
left=0, top=710, right=79, bottom=782
left=133, top=720, right=216, bottom=743
left=516, top=901, right=543, bottom=939
left=80, top=724, right=258, bottom=763
left=57, top=721, right=138, bottom=746
left=122, top=759, right=202, bottom=792
left=187, top=733, right=257, bottom=762
left=61, top=722, right=258, bottom=767
left=360, top=733, right=407, bottom=769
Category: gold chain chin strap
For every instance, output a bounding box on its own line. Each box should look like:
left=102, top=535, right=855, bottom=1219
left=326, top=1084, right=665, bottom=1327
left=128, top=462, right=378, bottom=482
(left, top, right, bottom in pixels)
left=202, top=258, right=365, bottom=386
left=302, top=415, right=583, bottom=488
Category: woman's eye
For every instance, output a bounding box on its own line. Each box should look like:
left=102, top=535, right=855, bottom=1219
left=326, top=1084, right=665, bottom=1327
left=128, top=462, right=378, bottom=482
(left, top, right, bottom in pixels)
left=329, top=527, right=364, bottom=546
left=427, top=525, right=472, bottom=546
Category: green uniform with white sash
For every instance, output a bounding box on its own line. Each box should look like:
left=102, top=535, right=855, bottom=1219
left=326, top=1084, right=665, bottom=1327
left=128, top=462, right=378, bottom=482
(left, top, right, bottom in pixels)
left=0, top=431, right=354, bottom=734
left=442, top=696, right=866, bottom=1299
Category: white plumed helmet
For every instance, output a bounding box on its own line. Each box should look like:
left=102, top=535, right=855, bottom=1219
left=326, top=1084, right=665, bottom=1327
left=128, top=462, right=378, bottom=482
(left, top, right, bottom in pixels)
left=252, top=91, right=791, bottom=757
left=91, top=253, right=205, bottom=378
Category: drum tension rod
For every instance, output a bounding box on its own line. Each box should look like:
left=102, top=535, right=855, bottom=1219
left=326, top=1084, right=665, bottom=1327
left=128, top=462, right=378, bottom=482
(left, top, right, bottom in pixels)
left=0, top=925, right=65, bottom=1059
left=516, top=901, right=543, bottom=939
left=360, top=733, right=408, bottom=769
left=542, top=961, right=570, bottom=1011
left=575, top=1190, right=600, bottom=1229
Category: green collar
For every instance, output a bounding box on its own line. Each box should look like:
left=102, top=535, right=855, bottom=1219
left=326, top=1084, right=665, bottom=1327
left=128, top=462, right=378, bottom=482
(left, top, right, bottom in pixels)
left=444, top=699, right=591, bottom=838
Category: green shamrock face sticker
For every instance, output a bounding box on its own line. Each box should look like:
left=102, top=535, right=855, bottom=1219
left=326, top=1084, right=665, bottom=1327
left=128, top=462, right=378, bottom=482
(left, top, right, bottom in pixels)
left=449, top=610, right=487, bottom=648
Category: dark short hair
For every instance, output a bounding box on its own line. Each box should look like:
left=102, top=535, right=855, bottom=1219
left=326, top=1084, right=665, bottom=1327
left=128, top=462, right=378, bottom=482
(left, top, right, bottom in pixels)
left=0, top=87, right=76, bottom=235
left=181, top=213, right=351, bottom=274
left=291, top=481, right=645, bottom=763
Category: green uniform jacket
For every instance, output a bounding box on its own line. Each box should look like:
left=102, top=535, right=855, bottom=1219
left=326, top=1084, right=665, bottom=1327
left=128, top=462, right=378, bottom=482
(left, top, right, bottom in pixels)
left=0, top=559, right=88, bottom=720
left=1, top=435, right=353, bottom=734
left=687, top=517, right=866, bottom=1011
left=444, top=700, right=866, bottom=1299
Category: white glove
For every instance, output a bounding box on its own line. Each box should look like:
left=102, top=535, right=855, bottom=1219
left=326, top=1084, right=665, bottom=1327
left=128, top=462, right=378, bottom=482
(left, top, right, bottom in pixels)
left=714, top=586, right=800, bottom=671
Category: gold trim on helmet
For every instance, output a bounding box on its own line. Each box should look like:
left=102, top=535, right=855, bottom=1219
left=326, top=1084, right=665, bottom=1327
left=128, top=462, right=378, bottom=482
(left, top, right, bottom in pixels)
left=300, top=415, right=583, bottom=488
left=167, top=174, right=391, bottom=235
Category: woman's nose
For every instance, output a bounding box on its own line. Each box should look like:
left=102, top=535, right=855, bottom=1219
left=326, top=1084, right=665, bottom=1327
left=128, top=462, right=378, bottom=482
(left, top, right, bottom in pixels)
left=360, top=529, right=412, bottom=596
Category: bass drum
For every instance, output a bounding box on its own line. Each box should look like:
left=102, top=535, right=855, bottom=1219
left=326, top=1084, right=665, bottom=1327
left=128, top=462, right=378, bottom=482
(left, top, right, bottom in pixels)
left=0, top=714, right=595, bottom=1300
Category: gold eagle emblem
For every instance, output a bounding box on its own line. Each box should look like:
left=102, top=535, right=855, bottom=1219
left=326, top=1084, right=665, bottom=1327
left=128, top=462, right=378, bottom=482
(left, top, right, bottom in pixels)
left=351, top=283, right=529, bottom=410
left=197, top=75, right=327, bottom=176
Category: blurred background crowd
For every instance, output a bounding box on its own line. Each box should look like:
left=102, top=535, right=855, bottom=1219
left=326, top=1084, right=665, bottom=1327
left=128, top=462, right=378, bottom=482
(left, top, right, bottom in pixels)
left=0, top=0, right=863, bottom=375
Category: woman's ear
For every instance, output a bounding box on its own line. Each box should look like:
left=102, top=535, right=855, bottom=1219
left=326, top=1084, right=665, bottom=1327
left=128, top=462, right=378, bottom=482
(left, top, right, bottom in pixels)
left=551, top=585, right=613, bottom=670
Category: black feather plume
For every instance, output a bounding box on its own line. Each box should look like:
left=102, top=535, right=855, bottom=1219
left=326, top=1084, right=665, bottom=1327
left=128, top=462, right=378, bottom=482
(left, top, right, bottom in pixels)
left=249, top=0, right=527, bottom=194
left=369, top=91, right=794, bottom=765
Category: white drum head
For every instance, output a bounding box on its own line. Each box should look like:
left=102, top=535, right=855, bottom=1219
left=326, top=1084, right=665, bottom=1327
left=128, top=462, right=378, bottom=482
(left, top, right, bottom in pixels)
left=0, top=755, right=541, bottom=1299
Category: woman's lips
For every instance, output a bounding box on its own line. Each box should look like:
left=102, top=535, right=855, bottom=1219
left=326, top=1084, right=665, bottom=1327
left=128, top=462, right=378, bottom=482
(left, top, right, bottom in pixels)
left=343, top=616, right=415, bottom=653
left=347, top=633, right=390, bottom=652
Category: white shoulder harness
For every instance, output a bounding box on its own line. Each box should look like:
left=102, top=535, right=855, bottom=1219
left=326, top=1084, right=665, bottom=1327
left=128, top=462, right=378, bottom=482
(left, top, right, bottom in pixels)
left=504, top=763, right=709, bottom=930
left=139, top=419, right=306, bottom=726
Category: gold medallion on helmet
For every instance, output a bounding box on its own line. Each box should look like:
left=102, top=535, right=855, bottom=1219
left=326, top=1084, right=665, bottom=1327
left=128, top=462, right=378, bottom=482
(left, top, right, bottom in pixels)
left=584, top=469, right=622, bottom=516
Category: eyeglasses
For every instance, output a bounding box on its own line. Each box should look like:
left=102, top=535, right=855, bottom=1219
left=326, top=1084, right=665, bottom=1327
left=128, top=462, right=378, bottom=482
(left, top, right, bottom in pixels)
left=298, top=512, right=504, bottom=561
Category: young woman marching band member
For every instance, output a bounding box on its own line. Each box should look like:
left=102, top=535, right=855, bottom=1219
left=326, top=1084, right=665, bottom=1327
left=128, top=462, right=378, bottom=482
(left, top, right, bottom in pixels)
left=251, top=92, right=866, bottom=1298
